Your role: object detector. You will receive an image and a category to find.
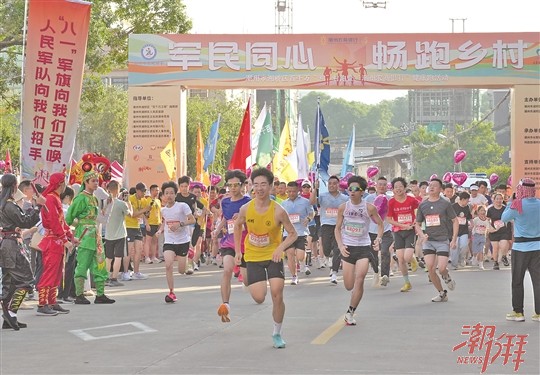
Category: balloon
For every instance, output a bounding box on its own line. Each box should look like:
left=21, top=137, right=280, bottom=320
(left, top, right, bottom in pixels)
left=210, top=173, right=222, bottom=186
left=366, top=165, right=379, bottom=179
left=308, top=171, right=316, bottom=183
left=452, top=172, right=468, bottom=186
left=246, top=166, right=253, bottom=178
left=339, top=178, right=348, bottom=190
left=507, top=175, right=512, bottom=187
left=368, top=180, right=376, bottom=188
left=442, top=172, right=453, bottom=183
left=0, top=160, right=5, bottom=169
left=343, top=172, right=354, bottom=181
left=430, top=174, right=438, bottom=181
left=489, top=173, right=499, bottom=185
left=386, top=182, right=392, bottom=190
left=373, top=194, right=388, bottom=220
left=454, top=149, right=467, bottom=164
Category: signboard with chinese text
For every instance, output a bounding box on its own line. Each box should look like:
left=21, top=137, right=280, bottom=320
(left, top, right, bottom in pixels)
left=125, top=86, right=184, bottom=187
left=129, top=32, right=539, bottom=89
left=20, top=0, right=91, bottom=180
left=511, top=85, right=540, bottom=197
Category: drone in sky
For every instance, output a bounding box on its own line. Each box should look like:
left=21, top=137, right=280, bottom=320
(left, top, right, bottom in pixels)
left=363, top=1, right=387, bottom=9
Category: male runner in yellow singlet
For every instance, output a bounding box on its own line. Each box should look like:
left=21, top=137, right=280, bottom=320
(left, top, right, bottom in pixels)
left=234, top=168, right=297, bottom=349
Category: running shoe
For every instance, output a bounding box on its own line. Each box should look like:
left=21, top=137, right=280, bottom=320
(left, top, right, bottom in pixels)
left=479, top=263, right=485, bottom=270
left=94, top=295, right=116, bottom=304
left=120, top=272, right=132, bottom=281
left=380, top=275, right=389, bottom=287
left=193, top=263, right=199, bottom=271
left=52, top=304, right=70, bottom=314
left=36, top=305, right=58, bottom=316
left=291, top=276, right=298, bottom=285
left=108, top=279, right=124, bottom=287
left=217, top=303, right=230, bottom=322
left=74, top=295, right=91, bottom=305
left=144, top=257, right=152, bottom=264
left=344, top=312, right=356, bottom=326
left=501, top=256, right=509, bottom=267
left=165, top=292, right=177, bottom=303
left=186, top=268, right=194, bottom=275
left=418, top=259, right=425, bottom=269
left=493, top=262, right=500, bottom=270
left=400, top=282, right=412, bottom=292
left=410, top=257, right=418, bottom=273
left=431, top=290, right=448, bottom=302
left=132, top=272, right=148, bottom=280
left=272, top=333, right=286, bottom=348
left=330, top=273, right=338, bottom=285
left=152, top=257, right=163, bottom=264
left=305, top=266, right=311, bottom=276
left=238, top=273, right=244, bottom=283
left=505, top=311, right=525, bottom=322
left=532, top=314, right=540, bottom=322
left=445, top=277, right=456, bottom=291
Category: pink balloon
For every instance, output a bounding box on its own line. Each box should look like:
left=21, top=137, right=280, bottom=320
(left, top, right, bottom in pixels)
left=454, top=149, right=467, bottom=164
left=507, top=175, right=512, bottom=187
left=0, top=160, right=5, bottom=169
left=386, top=182, right=392, bottom=190
left=343, top=172, right=354, bottom=181
left=430, top=174, right=438, bottom=181
left=452, top=172, right=468, bottom=186
left=489, top=173, right=499, bottom=185
left=339, top=178, right=348, bottom=190
left=442, top=172, right=453, bottom=183
left=368, top=180, right=376, bottom=188
left=373, top=194, right=388, bottom=220
left=308, top=171, right=316, bottom=183
left=246, top=167, right=253, bottom=178
left=366, top=165, right=379, bottom=179
left=210, top=173, right=222, bottom=186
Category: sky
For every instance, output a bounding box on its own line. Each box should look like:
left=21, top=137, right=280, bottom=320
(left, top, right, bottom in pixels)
left=182, top=0, right=539, bottom=104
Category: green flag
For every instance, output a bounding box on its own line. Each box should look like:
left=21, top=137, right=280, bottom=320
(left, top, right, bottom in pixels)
left=256, top=107, right=273, bottom=168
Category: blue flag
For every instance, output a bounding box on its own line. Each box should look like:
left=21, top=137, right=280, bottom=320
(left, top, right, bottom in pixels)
left=314, top=105, right=330, bottom=173
left=203, top=115, right=220, bottom=170
left=340, top=126, right=355, bottom=177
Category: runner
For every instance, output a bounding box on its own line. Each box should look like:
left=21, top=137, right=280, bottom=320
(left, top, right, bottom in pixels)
left=386, top=177, right=419, bottom=292
left=156, top=181, right=195, bottom=303
left=233, top=168, right=297, bottom=348
left=281, top=181, right=314, bottom=285
left=415, top=178, right=458, bottom=302
left=335, top=176, right=383, bottom=325
left=214, top=170, right=251, bottom=322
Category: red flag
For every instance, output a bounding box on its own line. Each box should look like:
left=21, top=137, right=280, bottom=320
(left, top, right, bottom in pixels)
left=228, top=98, right=251, bottom=171
left=5, top=149, right=12, bottom=173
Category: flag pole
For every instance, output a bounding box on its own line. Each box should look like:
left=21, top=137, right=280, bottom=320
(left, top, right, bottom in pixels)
left=315, top=97, right=321, bottom=203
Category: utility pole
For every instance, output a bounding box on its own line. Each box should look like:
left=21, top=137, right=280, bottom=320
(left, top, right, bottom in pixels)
left=449, top=18, right=467, bottom=33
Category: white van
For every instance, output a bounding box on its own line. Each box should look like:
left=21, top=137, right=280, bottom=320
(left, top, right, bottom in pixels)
left=460, top=173, right=491, bottom=191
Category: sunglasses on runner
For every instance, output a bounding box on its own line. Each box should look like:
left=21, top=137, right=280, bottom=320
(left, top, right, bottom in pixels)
left=226, top=182, right=242, bottom=188
left=348, top=186, right=363, bottom=192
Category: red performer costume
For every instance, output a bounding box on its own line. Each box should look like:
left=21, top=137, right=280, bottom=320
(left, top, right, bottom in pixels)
left=37, top=173, right=74, bottom=315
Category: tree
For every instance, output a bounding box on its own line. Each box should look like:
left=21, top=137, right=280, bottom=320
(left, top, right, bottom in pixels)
left=474, top=164, right=511, bottom=189
left=77, top=76, right=128, bottom=162
left=185, top=97, right=247, bottom=179
left=0, top=107, right=20, bottom=165
left=406, top=121, right=506, bottom=181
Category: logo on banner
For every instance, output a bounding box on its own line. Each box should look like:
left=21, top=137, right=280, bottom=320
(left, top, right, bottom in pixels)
left=133, top=145, right=143, bottom=151
left=141, top=44, right=157, bottom=60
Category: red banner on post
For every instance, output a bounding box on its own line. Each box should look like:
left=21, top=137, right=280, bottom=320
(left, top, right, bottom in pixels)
left=20, top=0, right=92, bottom=181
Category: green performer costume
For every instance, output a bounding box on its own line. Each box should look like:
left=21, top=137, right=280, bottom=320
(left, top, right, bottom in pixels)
left=66, top=171, right=114, bottom=304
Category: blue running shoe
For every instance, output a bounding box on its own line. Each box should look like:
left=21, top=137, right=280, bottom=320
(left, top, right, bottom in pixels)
left=272, top=334, right=286, bottom=349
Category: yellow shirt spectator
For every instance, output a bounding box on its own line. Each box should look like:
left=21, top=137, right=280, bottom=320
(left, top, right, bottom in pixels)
left=125, top=194, right=150, bottom=229
left=147, top=198, right=162, bottom=226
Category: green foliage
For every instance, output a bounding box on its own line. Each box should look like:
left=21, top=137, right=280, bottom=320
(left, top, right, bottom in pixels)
left=298, top=91, right=407, bottom=139
left=78, top=76, right=128, bottom=162
left=406, top=121, right=506, bottom=181
left=0, top=108, right=20, bottom=166
left=185, top=97, right=246, bottom=179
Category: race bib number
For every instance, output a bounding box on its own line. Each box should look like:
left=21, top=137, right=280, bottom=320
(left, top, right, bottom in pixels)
left=248, top=233, right=270, bottom=247
left=343, top=222, right=365, bottom=237
left=325, top=208, right=338, bottom=218
left=227, top=219, right=235, bottom=235
left=457, top=216, right=467, bottom=226
left=289, top=214, right=300, bottom=224
left=166, top=221, right=180, bottom=231
left=425, top=214, right=441, bottom=227
left=494, top=220, right=505, bottom=229
left=397, top=213, right=413, bottom=224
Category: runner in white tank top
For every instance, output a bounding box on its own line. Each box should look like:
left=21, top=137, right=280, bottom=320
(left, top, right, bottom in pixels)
left=335, top=176, right=384, bottom=326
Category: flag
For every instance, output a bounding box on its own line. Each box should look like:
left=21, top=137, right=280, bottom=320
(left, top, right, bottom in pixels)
left=296, top=114, right=310, bottom=179
left=272, top=119, right=297, bottom=182
left=256, top=107, right=273, bottom=168
left=229, top=98, right=251, bottom=171
left=341, top=126, right=356, bottom=177
left=160, top=120, right=177, bottom=180
left=203, top=115, right=220, bottom=171
left=251, top=103, right=266, bottom=162
left=5, top=149, right=12, bottom=174
left=314, top=104, right=330, bottom=173
left=196, top=126, right=210, bottom=185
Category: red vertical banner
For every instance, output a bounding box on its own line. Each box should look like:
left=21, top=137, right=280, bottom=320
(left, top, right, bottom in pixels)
left=20, top=0, right=92, bottom=181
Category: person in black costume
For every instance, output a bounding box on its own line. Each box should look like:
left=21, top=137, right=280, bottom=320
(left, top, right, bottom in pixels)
left=0, top=174, right=44, bottom=330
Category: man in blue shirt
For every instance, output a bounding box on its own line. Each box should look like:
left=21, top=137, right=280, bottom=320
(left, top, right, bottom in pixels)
left=282, top=181, right=314, bottom=285
left=502, top=178, right=540, bottom=322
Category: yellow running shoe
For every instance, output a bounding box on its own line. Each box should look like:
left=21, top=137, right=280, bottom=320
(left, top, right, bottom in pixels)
left=410, top=257, right=418, bottom=273
left=505, top=311, right=525, bottom=322
left=400, top=282, right=412, bottom=292
left=531, top=314, right=539, bottom=322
